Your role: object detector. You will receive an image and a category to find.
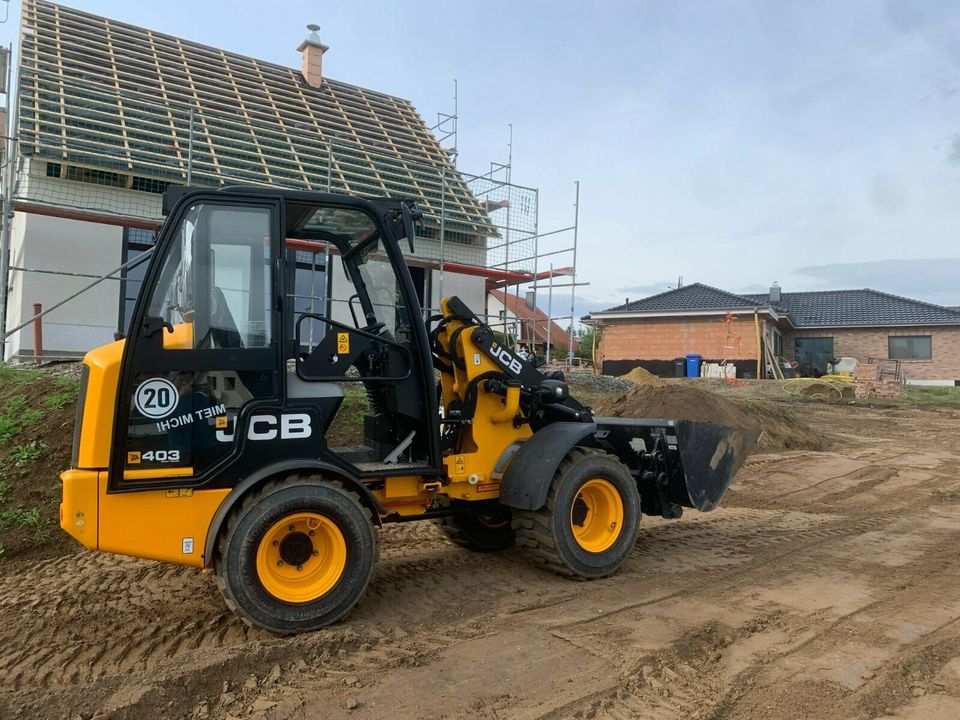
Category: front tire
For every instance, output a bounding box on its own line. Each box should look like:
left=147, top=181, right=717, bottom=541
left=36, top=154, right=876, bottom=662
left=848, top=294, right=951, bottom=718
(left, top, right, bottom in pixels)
left=215, top=474, right=376, bottom=634
left=513, top=448, right=641, bottom=578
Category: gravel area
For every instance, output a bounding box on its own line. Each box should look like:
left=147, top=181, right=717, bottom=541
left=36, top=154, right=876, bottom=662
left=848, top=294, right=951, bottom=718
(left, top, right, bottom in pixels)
left=565, top=372, right=633, bottom=395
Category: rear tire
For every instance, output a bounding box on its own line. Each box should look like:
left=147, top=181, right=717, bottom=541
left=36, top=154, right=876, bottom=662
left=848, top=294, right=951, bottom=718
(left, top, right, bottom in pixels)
left=513, top=448, right=640, bottom=578
left=214, top=474, right=376, bottom=635
left=435, top=503, right=515, bottom=552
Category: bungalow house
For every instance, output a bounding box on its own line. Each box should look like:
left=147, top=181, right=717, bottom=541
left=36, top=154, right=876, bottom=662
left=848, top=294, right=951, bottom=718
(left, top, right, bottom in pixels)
left=584, top=283, right=960, bottom=385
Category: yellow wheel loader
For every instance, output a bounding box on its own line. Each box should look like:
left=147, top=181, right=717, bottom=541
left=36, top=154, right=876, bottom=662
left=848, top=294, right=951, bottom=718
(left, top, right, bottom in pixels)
left=60, top=188, right=756, bottom=634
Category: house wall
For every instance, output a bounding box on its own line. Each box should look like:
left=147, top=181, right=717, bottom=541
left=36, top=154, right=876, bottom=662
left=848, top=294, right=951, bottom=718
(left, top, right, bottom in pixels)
left=485, top=292, right=517, bottom=336
left=597, top=314, right=767, bottom=377
left=786, top=326, right=960, bottom=382
left=596, top=316, right=960, bottom=382
left=4, top=208, right=488, bottom=361
left=4, top=212, right=122, bottom=361
left=431, top=270, right=485, bottom=318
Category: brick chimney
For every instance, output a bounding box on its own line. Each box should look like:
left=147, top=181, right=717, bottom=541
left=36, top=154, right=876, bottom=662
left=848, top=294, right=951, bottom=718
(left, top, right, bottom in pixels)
left=298, top=24, right=328, bottom=88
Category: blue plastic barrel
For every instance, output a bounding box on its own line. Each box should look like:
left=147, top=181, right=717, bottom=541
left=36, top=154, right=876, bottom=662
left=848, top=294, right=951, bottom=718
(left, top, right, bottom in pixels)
left=685, top=353, right=702, bottom=378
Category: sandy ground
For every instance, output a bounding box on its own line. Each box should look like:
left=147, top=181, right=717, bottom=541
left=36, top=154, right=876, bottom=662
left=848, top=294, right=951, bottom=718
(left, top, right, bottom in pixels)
left=3, top=400, right=960, bottom=720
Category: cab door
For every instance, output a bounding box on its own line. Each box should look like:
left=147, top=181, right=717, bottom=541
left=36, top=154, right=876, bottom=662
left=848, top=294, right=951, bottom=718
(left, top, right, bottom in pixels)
left=109, top=195, right=283, bottom=491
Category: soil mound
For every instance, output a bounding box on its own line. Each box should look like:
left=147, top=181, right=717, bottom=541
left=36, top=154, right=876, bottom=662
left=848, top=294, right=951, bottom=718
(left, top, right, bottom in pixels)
left=620, top=366, right=664, bottom=387
left=0, top=364, right=79, bottom=566
left=595, top=383, right=823, bottom=451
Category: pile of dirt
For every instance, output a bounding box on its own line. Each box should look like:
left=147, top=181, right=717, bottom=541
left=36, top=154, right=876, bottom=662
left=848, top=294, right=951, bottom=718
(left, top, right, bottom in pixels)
left=595, top=383, right=824, bottom=451
left=620, top=366, right=665, bottom=387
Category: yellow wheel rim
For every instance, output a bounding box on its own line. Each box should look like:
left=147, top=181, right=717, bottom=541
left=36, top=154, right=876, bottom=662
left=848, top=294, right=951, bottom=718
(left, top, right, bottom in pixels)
left=256, top=512, right=347, bottom=603
left=570, top=478, right=625, bottom=553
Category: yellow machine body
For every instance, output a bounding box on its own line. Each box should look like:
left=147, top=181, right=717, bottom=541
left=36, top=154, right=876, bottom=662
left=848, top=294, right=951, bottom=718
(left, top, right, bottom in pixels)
left=61, top=297, right=531, bottom=567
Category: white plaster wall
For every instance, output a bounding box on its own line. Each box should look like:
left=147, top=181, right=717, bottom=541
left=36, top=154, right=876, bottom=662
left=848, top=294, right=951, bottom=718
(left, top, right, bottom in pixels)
left=410, top=233, right=486, bottom=267
left=485, top=292, right=519, bottom=336
left=431, top=269, right=485, bottom=319
left=4, top=213, right=122, bottom=360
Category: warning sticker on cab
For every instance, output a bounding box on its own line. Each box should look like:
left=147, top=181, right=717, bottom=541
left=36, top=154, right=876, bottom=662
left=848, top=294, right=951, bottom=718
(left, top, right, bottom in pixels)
left=337, top=332, right=350, bottom=354
left=454, top=455, right=465, bottom=475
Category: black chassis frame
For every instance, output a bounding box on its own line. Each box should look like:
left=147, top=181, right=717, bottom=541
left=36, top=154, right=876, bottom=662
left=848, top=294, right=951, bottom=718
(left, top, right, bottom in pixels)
left=107, top=187, right=443, bottom=495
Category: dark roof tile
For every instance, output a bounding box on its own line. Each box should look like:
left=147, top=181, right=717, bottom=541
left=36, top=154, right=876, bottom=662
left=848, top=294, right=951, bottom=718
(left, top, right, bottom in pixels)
left=594, top=283, right=960, bottom=327
left=741, top=289, right=960, bottom=327
left=602, top=283, right=760, bottom=313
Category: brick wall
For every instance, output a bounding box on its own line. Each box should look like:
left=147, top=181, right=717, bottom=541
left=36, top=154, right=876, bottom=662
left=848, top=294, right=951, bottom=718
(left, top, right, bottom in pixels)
left=597, top=315, right=769, bottom=376
left=786, top=326, right=960, bottom=381
left=597, top=317, right=960, bottom=382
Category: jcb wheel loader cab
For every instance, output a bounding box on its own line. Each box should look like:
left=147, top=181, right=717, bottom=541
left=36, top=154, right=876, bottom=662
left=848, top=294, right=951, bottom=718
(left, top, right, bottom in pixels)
left=513, top=449, right=641, bottom=578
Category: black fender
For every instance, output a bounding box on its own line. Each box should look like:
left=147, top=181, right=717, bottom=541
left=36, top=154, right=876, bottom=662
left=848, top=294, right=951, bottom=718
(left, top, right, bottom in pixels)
left=202, top=460, right=385, bottom=567
left=498, top=422, right=597, bottom=510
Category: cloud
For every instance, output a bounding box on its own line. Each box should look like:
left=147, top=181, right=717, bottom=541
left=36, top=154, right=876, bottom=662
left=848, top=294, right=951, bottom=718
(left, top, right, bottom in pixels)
left=884, top=0, right=925, bottom=34
left=617, top=282, right=678, bottom=298
left=868, top=172, right=908, bottom=214
left=795, top=257, right=960, bottom=306
left=578, top=281, right=677, bottom=312
left=737, top=283, right=776, bottom=294
left=945, top=134, right=960, bottom=165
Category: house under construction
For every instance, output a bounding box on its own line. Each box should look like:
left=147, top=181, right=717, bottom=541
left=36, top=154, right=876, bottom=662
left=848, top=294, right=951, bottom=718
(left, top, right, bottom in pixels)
left=3, top=0, right=578, bottom=361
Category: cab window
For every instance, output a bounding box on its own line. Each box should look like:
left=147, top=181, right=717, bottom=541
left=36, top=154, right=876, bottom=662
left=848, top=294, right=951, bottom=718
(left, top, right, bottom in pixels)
left=146, top=203, right=273, bottom=349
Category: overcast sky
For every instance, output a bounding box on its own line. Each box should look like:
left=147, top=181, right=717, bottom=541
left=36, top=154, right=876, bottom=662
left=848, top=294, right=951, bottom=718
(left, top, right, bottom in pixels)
left=5, top=0, right=959, bottom=312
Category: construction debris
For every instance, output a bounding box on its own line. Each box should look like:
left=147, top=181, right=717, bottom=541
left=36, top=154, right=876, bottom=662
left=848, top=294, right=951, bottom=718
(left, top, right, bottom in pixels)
left=853, top=363, right=903, bottom=399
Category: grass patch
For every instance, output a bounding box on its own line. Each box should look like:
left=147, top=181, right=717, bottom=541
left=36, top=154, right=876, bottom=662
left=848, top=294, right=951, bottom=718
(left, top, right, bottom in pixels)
left=0, top=507, right=50, bottom=542
left=0, top=419, right=19, bottom=444
left=325, top=385, right=371, bottom=446
left=0, top=366, right=41, bottom=385
left=0, top=394, right=45, bottom=446
left=8, top=440, right=47, bottom=467
left=44, top=376, right=79, bottom=410
left=341, top=386, right=369, bottom=425
left=902, top=386, right=960, bottom=406
left=0, top=366, right=78, bottom=561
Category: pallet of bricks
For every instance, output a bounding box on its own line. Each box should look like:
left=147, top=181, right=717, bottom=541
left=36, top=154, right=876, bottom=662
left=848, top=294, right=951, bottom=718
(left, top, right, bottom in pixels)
left=853, top=363, right=902, bottom=399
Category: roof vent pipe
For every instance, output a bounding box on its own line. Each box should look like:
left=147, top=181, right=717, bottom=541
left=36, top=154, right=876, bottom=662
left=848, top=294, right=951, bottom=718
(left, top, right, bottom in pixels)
left=769, top=281, right=781, bottom=303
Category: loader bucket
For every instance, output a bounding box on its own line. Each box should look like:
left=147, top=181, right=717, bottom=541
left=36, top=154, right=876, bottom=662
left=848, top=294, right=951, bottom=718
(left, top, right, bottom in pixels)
left=671, top=420, right=758, bottom=511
